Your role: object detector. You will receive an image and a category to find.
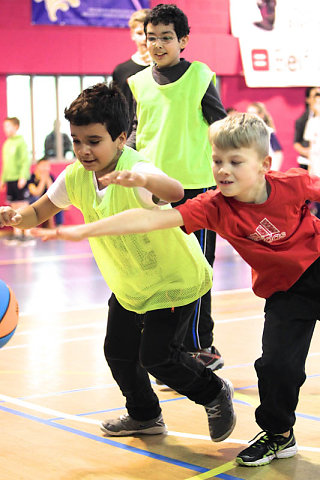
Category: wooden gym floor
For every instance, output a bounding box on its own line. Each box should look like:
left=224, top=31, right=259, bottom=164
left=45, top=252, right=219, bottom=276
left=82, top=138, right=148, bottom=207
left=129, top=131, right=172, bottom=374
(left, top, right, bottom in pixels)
left=0, top=234, right=319, bottom=480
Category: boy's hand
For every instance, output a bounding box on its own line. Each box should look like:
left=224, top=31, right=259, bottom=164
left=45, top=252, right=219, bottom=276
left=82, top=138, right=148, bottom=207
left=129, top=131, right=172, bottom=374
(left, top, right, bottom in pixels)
left=0, top=206, right=22, bottom=227
left=98, top=170, right=146, bottom=188
left=30, top=226, right=85, bottom=242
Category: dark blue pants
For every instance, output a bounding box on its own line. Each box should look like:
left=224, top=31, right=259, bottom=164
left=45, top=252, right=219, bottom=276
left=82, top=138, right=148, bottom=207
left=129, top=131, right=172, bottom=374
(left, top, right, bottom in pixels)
left=104, top=294, right=222, bottom=421
left=172, top=187, right=216, bottom=351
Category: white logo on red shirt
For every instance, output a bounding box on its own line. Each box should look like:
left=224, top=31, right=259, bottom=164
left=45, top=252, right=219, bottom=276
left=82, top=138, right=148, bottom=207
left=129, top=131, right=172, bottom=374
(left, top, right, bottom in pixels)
left=248, top=218, right=286, bottom=243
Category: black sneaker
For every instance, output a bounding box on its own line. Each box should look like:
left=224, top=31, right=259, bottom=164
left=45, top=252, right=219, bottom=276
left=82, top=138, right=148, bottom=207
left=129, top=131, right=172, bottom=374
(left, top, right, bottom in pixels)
left=236, top=429, right=297, bottom=467
left=190, top=346, right=224, bottom=371
left=205, top=378, right=236, bottom=442
left=100, top=413, right=167, bottom=436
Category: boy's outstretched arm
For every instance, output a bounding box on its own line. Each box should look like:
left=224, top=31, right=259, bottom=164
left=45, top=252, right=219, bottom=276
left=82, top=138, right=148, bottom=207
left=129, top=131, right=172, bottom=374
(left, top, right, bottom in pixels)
left=31, top=207, right=184, bottom=242
left=0, top=195, right=62, bottom=229
left=98, top=170, right=184, bottom=204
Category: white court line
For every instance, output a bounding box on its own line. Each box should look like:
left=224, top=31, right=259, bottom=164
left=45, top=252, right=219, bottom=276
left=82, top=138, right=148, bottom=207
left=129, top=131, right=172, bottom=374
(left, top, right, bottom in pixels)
left=214, top=288, right=253, bottom=296
left=19, top=303, right=107, bottom=317
left=18, top=288, right=254, bottom=317
left=167, top=432, right=320, bottom=453
left=0, top=393, right=100, bottom=425
left=16, top=322, right=106, bottom=336
left=0, top=394, right=318, bottom=453
left=2, top=335, right=101, bottom=350
left=16, top=315, right=262, bottom=337
left=216, top=314, right=262, bottom=324
left=20, top=384, right=117, bottom=400
left=5, top=334, right=320, bottom=360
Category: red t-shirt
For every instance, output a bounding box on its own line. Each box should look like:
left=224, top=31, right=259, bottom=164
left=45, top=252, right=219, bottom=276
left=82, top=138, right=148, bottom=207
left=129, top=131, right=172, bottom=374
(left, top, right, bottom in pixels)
left=176, top=168, right=320, bottom=298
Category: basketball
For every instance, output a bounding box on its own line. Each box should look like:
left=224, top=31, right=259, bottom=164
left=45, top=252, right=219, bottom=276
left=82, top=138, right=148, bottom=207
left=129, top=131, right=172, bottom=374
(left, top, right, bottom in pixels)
left=0, top=280, right=19, bottom=348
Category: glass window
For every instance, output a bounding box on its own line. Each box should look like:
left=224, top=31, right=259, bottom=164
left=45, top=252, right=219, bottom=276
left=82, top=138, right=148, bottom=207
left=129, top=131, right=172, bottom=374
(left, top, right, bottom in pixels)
left=6, top=74, right=111, bottom=163
left=33, top=76, right=57, bottom=160
left=57, top=76, right=81, bottom=142
left=82, top=75, right=106, bottom=90
left=6, top=75, right=33, bottom=159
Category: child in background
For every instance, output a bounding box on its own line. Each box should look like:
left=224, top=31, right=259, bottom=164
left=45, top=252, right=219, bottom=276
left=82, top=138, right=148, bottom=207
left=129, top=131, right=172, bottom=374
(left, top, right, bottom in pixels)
left=247, top=101, right=283, bottom=171
left=112, top=8, right=151, bottom=136
left=303, top=92, right=320, bottom=218
left=128, top=3, right=227, bottom=370
left=0, top=82, right=236, bottom=445
left=0, top=116, right=31, bottom=243
left=28, top=157, right=63, bottom=228
left=304, top=92, right=320, bottom=177
left=35, top=112, right=320, bottom=467
left=293, top=86, right=320, bottom=170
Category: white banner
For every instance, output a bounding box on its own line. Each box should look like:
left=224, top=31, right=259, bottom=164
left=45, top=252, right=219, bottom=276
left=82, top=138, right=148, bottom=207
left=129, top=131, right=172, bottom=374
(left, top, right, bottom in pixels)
left=230, top=0, right=320, bottom=87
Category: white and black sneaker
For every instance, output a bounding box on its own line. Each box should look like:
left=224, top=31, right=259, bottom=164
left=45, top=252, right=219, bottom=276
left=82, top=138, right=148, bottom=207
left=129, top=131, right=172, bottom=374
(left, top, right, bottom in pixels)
left=205, top=378, right=236, bottom=442
left=100, top=413, right=167, bottom=436
left=190, top=346, right=224, bottom=371
left=236, top=429, right=297, bottom=467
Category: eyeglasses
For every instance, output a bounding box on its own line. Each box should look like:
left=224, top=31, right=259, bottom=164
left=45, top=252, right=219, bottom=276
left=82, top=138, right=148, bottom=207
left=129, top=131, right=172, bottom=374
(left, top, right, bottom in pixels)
left=146, top=35, right=175, bottom=45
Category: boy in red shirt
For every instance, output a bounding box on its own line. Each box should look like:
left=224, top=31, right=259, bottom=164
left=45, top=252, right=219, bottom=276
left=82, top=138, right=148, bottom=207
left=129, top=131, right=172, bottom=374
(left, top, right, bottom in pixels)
left=29, top=112, right=320, bottom=467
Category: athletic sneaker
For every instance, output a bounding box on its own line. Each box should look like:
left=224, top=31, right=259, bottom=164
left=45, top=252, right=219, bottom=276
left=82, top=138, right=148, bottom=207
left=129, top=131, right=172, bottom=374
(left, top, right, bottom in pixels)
left=100, top=413, right=167, bottom=436
left=190, top=346, right=224, bottom=371
left=3, top=235, right=21, bottom=246
left=205, top=378, right=236, bottom=442
left=236, top=429, right=297, bottom=467
left=155, top=346, right=224, bottom=386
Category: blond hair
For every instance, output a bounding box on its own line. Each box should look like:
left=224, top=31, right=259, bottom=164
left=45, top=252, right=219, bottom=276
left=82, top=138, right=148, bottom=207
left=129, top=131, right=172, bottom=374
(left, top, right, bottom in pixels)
left=5, top=116, right=20, bottom=128
left=209, top=113, right=270, bottom=158
left=128, top=9, right=151, bottom=30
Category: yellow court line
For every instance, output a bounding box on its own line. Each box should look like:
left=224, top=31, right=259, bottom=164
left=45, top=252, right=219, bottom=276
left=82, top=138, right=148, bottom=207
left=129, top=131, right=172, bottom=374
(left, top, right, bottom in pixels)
left=185, top=461, right=237, bottom=479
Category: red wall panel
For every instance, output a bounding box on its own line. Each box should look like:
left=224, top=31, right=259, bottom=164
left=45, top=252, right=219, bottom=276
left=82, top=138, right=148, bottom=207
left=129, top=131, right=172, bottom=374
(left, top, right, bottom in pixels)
left=0, top=0, right=236, bottom=75
left=220, top=76, right=306, bottom=171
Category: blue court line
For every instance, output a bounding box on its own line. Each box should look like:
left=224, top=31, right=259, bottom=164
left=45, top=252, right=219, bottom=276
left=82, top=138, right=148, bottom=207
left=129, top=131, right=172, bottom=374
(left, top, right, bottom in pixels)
left=49, top=396, right=188, bottom=421
left=296, top=412, right=320, bottom=421
left=49, top=396, right=248, bottom=422
left=234, top=385, right=257, bottom=391
left=16, top=373, right=319, bottom=402
left=0, top=404, right=244, bottom=479
left=217, top=475, right=244, bottom=480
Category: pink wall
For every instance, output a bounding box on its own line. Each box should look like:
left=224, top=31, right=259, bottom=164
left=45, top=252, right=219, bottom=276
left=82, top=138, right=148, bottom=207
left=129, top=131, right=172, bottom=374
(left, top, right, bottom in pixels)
left=0, top=0, right=307, bottom=219
left=220, top=76, right=306, bottom=171
left=0, top=0, right=238, bottom=75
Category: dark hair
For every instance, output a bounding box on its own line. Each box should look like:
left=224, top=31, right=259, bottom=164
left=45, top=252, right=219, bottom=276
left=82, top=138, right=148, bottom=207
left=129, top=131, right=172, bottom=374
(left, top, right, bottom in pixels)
left=64, top=82, right=129, bottom=141
left=36, top=157, right=50, bottom=164
left=305, top=87, right=318, bottom=99
left=5, top=117, right=20, bottom=128
left=144, top=3, right=190, bottom=40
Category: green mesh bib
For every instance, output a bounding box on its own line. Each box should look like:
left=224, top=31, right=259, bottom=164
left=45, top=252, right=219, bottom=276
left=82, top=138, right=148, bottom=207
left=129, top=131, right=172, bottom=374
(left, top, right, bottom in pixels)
left=128, top=61, right=216, bottom=189
left=65, top=146, right=212, bottom=313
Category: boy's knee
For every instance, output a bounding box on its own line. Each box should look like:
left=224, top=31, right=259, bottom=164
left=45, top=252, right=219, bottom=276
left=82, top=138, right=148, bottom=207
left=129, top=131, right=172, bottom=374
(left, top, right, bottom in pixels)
left=140, top=346, right=168, bottom=370
left=104, top=338, right=136, bottom=363
left=255, top=357, right=305, bottom=383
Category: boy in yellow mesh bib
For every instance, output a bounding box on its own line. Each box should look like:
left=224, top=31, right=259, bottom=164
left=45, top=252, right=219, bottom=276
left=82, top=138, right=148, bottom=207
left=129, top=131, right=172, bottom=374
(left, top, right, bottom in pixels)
left=0, top=83, right=235, bottom=443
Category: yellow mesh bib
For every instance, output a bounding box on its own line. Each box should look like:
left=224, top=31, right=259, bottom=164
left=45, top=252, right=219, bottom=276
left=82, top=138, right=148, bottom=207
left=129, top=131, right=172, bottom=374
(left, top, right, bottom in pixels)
left=129, top=61, right=215, bottom=189
left=65, top=146, right=212, bottom=313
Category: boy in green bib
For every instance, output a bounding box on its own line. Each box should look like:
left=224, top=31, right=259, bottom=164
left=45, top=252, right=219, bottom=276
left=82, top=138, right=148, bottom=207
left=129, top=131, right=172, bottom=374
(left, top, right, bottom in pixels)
left=0, top=83, right=235, bottom=443
left=127, top=3, right=227, bottom=370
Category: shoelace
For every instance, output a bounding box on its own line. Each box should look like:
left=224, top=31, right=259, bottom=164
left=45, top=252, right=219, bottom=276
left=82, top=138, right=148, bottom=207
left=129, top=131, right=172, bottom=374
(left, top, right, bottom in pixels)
left=248, top=430, right=286, bottom=454
left=206, top=404, right=221, bottom=419
left=249, top=430, right=266, bottom=444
